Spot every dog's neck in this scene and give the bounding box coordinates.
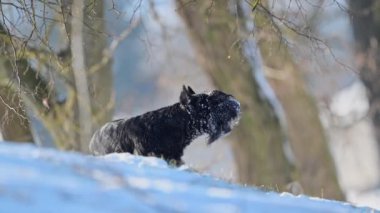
[179,104,212,144]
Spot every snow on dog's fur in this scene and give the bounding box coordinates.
[89,85,240,165]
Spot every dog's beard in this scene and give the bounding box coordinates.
[207,114,240,144]
[227,114,240,130]
[206,96,241,144]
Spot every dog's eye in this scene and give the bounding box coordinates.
[210,96,225,104]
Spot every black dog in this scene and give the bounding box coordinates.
[89,85,240,165]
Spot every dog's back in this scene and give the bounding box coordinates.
[89,119,133,155]
[89,104,191,161]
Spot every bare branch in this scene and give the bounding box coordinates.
[88,16,141,75]
[243,1,357,73]
[0,93,27,120]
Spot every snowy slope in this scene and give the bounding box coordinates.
[0,142,375,213]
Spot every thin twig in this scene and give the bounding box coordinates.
[88,17,141,75]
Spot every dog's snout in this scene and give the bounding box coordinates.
[228,96,240,110]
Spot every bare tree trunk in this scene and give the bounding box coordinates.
[253,1,343,200]
[177,0,343,199]
[57,0,114,151]
[177,0,294,189]
[349,0,380,154]
[71,0,92,152]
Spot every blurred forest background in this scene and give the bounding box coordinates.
[0,0,379,209]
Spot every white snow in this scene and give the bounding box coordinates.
[0,142,375,212]
[328,81,369,127]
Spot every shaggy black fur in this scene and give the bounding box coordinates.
[89,85,240,165]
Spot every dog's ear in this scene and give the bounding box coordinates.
[187,86,195,95]
[180,85,191,105]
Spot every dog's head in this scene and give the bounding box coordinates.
[180,85,241,144]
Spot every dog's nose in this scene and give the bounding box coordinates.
[228,96,241,112]
[228,96,240,106]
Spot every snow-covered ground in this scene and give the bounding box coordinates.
[0,142,375,212]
